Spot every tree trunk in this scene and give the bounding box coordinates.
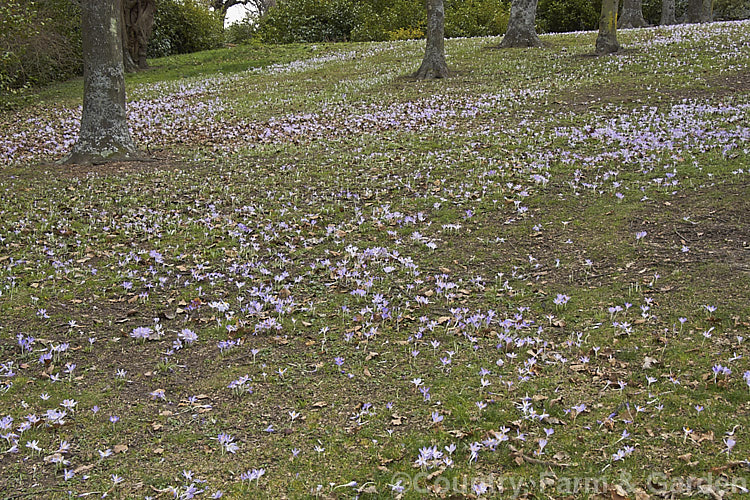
[498,0,541,48]
[619,0,649,28]
[122,3,138,75]
[595,0,620,54]
[123,0,155,71]
[687,0,702,22]
[414,0,449,80]
[660,0,676,25]
[63,0,138,164]
[700,0,713,22]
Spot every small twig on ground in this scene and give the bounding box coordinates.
[674,228,691,242]
[711,461,747,473]
[508,445,572,468]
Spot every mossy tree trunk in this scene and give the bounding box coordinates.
[498,0,541,48]
[619,0,649,28]
[414,0,449,80]
[701,0,713,22]
[595,0,620,54]
[660,0,676,25]
[63,0,138,164]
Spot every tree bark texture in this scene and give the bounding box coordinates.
[687,0,702,22]
[701,0,713,22]
[619,0,648,28]
[123,0,155,71]
[596,0,620,54]
[660,0,676,25]
[499,0,541,48]
[64,0,137,164]
[414,0,449,80]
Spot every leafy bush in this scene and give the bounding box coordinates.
[0,1,36,93]
[258,0,510,43]
[149,0,224,58]
[445,0,510,38]
[386,27,425,41]
[537,0,600,33]
[351,0,424,42]
[0,0,82,94]
[225,16,258,45]
[256,0,365,43]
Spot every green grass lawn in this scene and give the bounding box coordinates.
[0,21,749,499]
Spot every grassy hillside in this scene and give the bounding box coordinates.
[1,22,749,498]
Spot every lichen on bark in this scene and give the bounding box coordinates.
[595,0,620,55]
[63,0,138,165]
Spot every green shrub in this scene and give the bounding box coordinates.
[351,0,424,42]
[537,0,600,33]
[385,26,425,41]
[0,0,82,94]
[225,16,258,45]
[256,0,365,43]
[445,0,510,38]
[149,0,224,58]
[259,0,510,44]
[0,0,36,93]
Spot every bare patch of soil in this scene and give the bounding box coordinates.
[0,150,186,182]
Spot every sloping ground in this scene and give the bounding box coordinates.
[0,21,749,499]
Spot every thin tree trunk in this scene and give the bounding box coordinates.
[123,0,155,71]
[122,0,139,72]
[660,0,676,25]
[596,0,620,54]
[499,0,541,48]
[687,0,702,22]
[619,0,649,28]
[414,0,449,80]
[63,0,138,164]
[700,0,713,22]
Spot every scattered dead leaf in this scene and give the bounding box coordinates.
[643,356,659,369]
